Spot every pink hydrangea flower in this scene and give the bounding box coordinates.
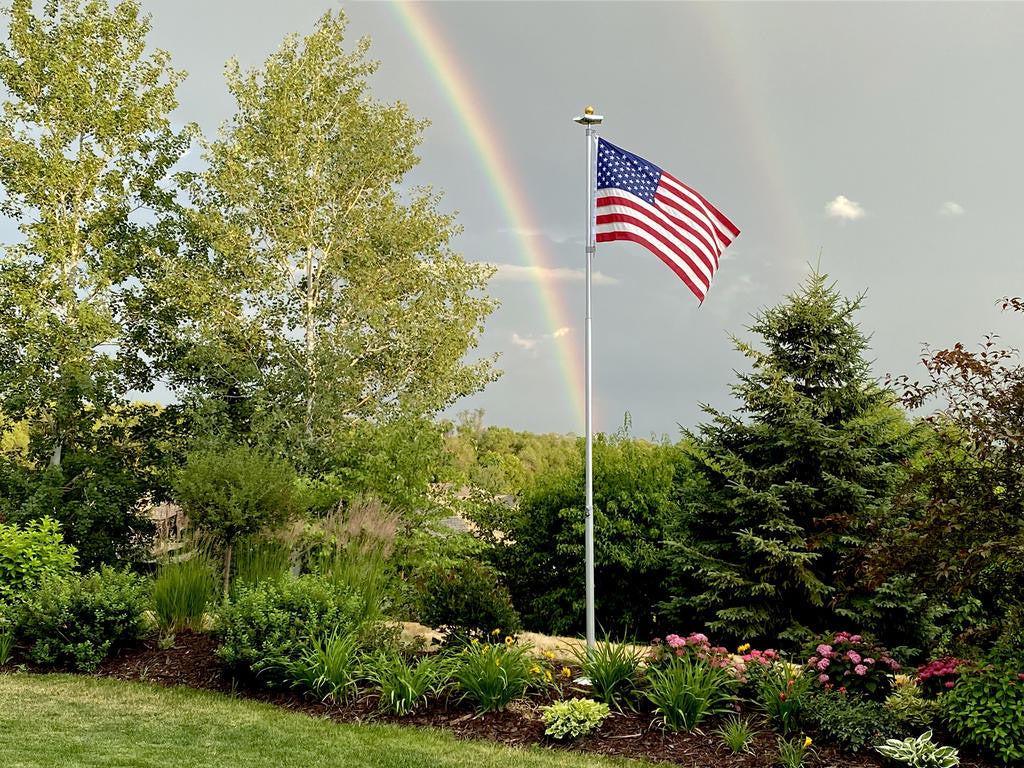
[847,651,862,664]
[818,673,829,683]
[850,635,862,643]
[666,634,685,648]
[864,658,875,665]
[816,644,833,656]
[854,664,868,676]
[945,681,955,688]
[808,656,819,666]
[690,633,709,644]
[816,658,830,671]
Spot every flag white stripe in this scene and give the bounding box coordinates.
[596,192,717,282]
[655,185,727,256]
[659,174,737,249]
[597,218,711,293]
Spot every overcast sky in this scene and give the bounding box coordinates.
[7,1,1024,438]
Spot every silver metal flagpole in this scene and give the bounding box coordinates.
[573,105,602,653]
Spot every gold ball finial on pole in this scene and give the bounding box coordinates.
[573,106,603,125]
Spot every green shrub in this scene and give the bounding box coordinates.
[363,651,452,715]
[715,715,757,755]
[453,640,546,712]
[804,690,900,753]
[0,517,77,603]
[886,685,942,732]
[802,631,899,702]
[755,662,812,736]
[15,567,147,672]
[643,653,737,733]
[283,629,362,703]
[214,575,363,687]
[540,698,610,741]
[151,555,218,633]
[415,560,520,643]
[569,633,644,711]
[941,660,1024,764]
[174,443,303,596]
[876,730,960,768]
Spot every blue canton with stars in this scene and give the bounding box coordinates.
[596,138,663,204]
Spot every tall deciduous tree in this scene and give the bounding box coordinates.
[666,271,921,647]
[174,12,497,475]
[0,0,193,466]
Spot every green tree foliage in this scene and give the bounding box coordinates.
[172,443,303,595]
[0,0,193,566]
[166,12,497,483]
[442,409,577,495]
[469,425,689,636]
[0,402,171,568]
[0,0,192,467]
[666,271,921,647]
[869,297,1024,653]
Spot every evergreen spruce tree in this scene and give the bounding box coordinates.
[665,271,920,646]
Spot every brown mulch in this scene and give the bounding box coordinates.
[79,633,999,768]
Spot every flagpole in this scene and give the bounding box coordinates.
[574,106,603,653]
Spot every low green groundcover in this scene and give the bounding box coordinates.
[0,673,636,768]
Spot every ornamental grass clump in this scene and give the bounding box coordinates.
[803,631,899,701]
[540,698,610,741]
[715,715,758,755]
[570,632,644,711]
[453,638,547,713]
[363,651,452,716]
[643,653,738,732]
[151,554,218,634]
[283,628,362,704]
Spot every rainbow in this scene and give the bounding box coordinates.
[387,1,585,432]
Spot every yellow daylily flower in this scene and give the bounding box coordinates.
[803,737,812,749]
[544,670,553,682]
[543,650,556,660]
[562,667,572,678]
[491,628,501,636]
[530,666,541,675]
[505,636,514,645]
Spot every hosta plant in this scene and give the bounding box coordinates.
[876,730,959,768]
[540,698,610,741]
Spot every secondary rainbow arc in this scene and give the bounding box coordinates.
[388,1,585,432]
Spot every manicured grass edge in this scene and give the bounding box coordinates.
[0,672,643,768]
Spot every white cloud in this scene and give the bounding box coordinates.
[491,263,619,285]
[939,201,965,216]
[825,195,866,221]
[511,326,572,353]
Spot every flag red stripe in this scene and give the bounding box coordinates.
[596,229,706,302]
[651,190,722,269]
[661,171,741,239]
[596,194,716,279]
[596,211,712,291]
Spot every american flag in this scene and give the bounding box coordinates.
[595,138,739,303]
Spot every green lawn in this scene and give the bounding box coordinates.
[0,673,640,768]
